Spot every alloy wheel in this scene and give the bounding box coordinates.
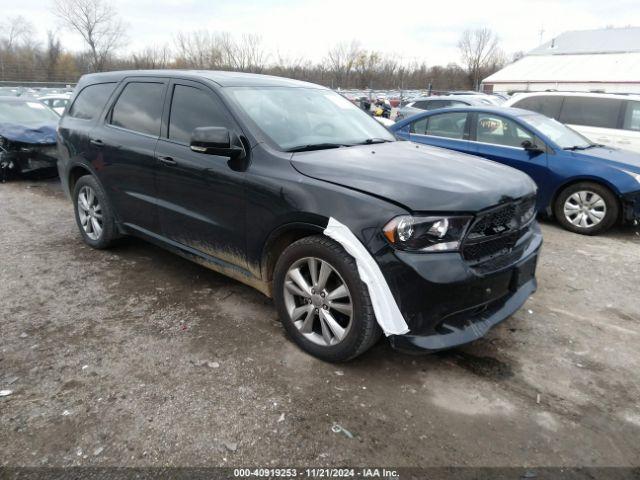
[77,185,103,240]
[283,257,353,347]
[563,190,606,229]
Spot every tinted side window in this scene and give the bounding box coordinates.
[110,82,164,136]
[623,101,640,131]
[425,100,450,110]
[68,83,116,120]
[413,101,429,110]
[168,85,229,144]
[514,96,563,119]
[425,112,467,139]
[476,114,533,147]
[559,97,622,129]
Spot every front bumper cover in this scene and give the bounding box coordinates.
[621,190,640,225]
[379,222,542,353]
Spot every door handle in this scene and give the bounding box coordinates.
[157,155,177,166]
[90,138,104,147]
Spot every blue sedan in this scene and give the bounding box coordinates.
[390,106,640,235]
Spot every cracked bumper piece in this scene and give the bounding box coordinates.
[389,277,536,353]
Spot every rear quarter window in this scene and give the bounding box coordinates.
[513,96,563,119]
[559,97,623,129]
[68,83,116,120]
[623,101,640,131]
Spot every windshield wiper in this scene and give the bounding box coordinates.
[285,143,348,153]
[354,138,392,145]
[563,145,589,151]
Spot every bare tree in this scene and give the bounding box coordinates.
[458,28,504,90]
[41,31,62,79]
[1,16,36,50]
[132,45,171,69]
[175,31,223,69]
[325,40,361,88]
[53,0,126,72]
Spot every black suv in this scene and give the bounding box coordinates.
[57,71,542,362]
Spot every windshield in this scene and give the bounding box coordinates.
[0,100,59,125]
[520,113,592,149]
[226,87,395,151]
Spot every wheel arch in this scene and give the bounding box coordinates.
[260,221,326,285]
[68,163,96,194]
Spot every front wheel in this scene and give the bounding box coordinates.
[273,236,381,362]
[73,175,119,249]
[554,182,619,235]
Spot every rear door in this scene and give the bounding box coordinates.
[471,112,551,205]
[408,111,473,154]
[93,77,168,234]
[154,79,248,269]
[558,96,624,146]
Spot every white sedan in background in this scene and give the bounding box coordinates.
[38,93,71,115]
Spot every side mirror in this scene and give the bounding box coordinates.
[521,140,543,153]
[190,126,246,159]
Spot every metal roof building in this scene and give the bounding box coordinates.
[482,27,640,94]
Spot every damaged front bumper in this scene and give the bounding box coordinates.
[380,222,542,353]
[0,143,58,179]
[621,190,640,226]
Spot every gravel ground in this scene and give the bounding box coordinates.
[1,178,639,468]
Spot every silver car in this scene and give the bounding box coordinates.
[396,95,497,120]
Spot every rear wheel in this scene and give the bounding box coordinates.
[273,236,381,362]
[73,175,119,249]
[554,182,618,235]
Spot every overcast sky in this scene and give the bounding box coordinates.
[4,0,640,65]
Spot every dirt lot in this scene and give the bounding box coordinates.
[1,178,639,468]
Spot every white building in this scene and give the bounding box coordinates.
[482,27,640,94]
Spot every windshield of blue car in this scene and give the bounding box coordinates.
[226,87,395,151]
[0,100,59,126]
[520,113,592,150]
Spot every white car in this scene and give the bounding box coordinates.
[505,92,640,153]
[38,93,72,115]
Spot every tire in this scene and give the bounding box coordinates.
[273,235,382,362]
[73,175,119,249]
[554,182,619,235]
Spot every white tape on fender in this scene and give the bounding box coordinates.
[324,217,410,336]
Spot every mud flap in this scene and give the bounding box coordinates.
[324,217,409,336]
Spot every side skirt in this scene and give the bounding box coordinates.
[121,223,272,297]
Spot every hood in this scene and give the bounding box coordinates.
[291,141,536,212]
[576,145,640,172]
[0,122,57,145]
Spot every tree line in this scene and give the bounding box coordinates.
[0,0,507,91]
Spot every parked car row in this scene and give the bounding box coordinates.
[6,70,638,362]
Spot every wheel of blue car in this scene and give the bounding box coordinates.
[273,235,381,362]
[554,182,619,235]
[73,175,119,249]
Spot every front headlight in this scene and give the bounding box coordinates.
[622,169,640,185]
[382,215,472,252]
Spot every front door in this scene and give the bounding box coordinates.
[155,80,248,269]
[471,112,551,205]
